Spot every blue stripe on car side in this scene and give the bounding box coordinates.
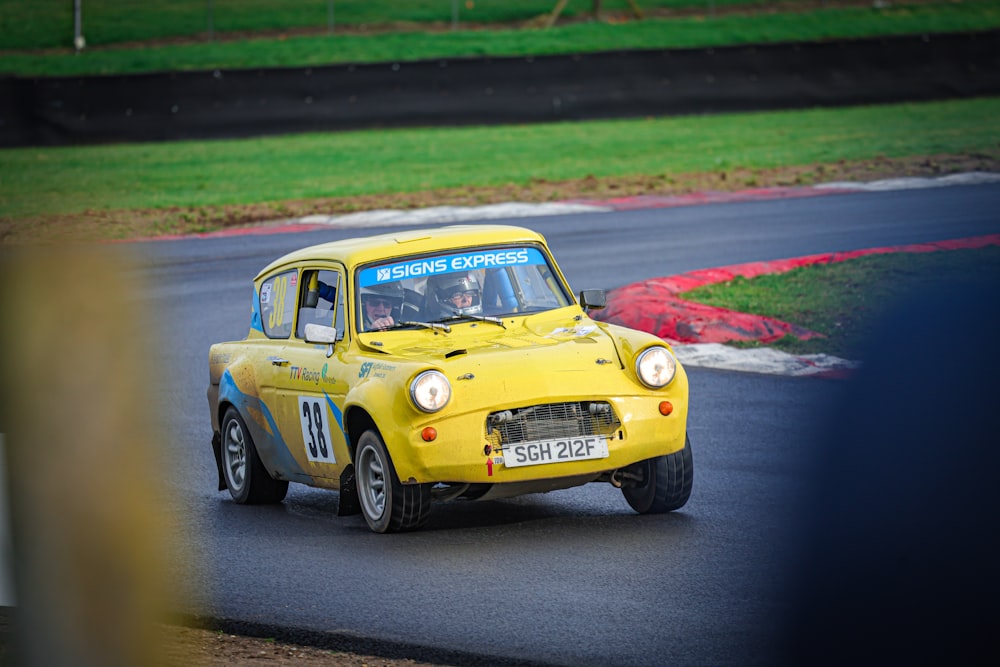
[251,286,263,333]
[323,391,350,449]
[219,369,309,480]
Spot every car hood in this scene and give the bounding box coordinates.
[358,311,626,373]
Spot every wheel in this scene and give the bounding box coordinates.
[622,435,693,514]
[221,406,289,504]
[355,429,431,533]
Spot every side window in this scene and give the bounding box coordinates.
[259,270,297,339]
[297,269,345,340]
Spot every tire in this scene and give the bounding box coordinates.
[355,429,431,533]
[221,406,289,505]
[622,435,693,514]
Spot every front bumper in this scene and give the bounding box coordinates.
[387,393,688,485]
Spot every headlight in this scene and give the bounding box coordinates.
[410,370,451,412]
[635,346,677,388]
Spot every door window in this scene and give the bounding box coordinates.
[296,269,345,340]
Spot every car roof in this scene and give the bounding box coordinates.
[255,224,549,279]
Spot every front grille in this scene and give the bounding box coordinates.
[485,401,621,445]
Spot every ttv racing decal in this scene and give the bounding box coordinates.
[359,247,546,286]
[288,363,338,386]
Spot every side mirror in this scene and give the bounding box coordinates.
[578,289,607,312]
[304,323,339,357]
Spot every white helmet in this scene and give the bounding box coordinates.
[427,272,482,317]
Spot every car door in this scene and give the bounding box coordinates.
[268,266,351,485]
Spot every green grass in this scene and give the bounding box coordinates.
[0,0,682,49]
[1,96,997,220]
[0,1,886,50]
[680,246,1000,358]
[1,3,997,76]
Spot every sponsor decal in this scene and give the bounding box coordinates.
[449,248,531,271]
[358,361,396,379]
[359,248,545,286]
[366,257,448,284]
[288,362,338,386]
[548,325,597,337]
[209,352,231,365]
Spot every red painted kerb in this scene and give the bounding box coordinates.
[591,234,1000,345]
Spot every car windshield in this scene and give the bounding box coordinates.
[355,245,572,332]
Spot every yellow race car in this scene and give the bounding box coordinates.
[208,225,692,532]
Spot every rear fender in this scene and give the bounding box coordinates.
[217,368,311,484]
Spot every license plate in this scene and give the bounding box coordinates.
[502,436,610,468]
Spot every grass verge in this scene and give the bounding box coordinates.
[5,0,783,49]
[1,2,998,76]
[1,96,998,243]
[680,246,1000,358]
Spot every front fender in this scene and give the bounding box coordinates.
[343,360,442,473]
[596,320,684,387]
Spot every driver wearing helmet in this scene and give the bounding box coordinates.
[359,281,403,331]
[426,272,482,319]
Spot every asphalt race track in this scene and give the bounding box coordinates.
[138,183,1000,666]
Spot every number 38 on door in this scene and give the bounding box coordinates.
[298,396,336,464]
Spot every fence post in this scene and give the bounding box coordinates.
[73,0,85,50]
[207,0,214,41]
[546,0,570,28]
[452,0,459,30]
[328,0,335,34]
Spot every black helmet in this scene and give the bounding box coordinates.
[427,272,482,317]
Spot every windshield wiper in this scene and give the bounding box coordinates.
[433,313,506,329]
[398,320,452,333]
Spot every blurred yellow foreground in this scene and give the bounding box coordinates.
[1,247,188,667]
